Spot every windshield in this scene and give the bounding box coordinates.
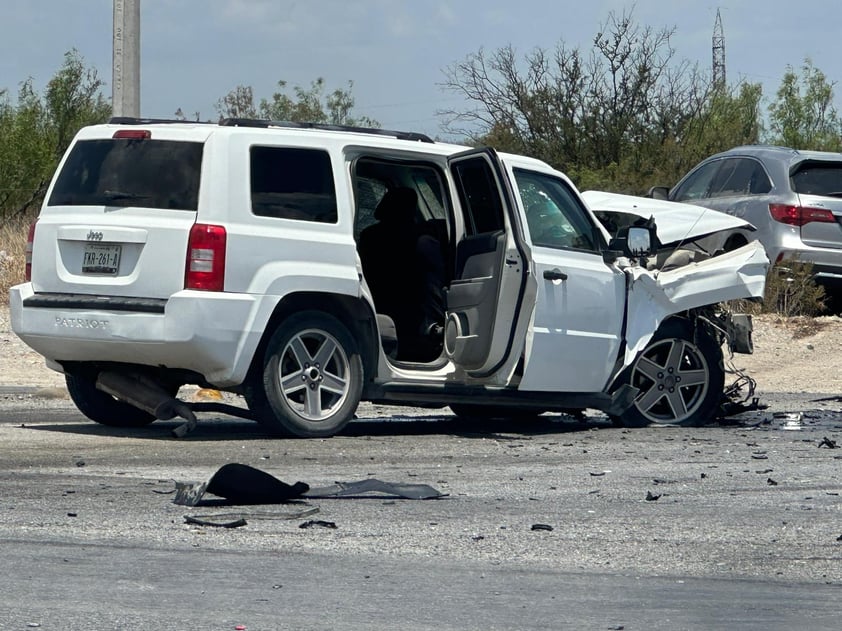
[49,138,203,210]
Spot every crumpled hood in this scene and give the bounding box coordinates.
[582,190,755,245]
[622,240,769,367]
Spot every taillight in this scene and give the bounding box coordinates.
[185,223,226,291]
[113,129,151,139]
[769,203,837,226]
[24,221,37,281]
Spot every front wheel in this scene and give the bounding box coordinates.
[250,311,363,438]
[615,319,724,428]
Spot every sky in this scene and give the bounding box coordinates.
[1,1,841,140]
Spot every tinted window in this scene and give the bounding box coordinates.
[791,162,842,195]
[514,169,600,251]
[708,158,771,198]
[671,160,721,201]
[452,158,505,235]
[353,176,388,239]
[250,146,337,222]
[49,139,203,210]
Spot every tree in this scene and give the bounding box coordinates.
[215,78,378,127]
[214,84,257,119]
[439,8,719,191]
[655,81,763,185]
[767,59,842,150]
[0,50,110,221]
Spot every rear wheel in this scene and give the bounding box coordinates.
[250,311,363,438]
[65,372,159,427]
[615,319,724,428]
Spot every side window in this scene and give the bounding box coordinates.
[514,169,601,252]
[413,173,446,220]
[250,146,337,222]
[452,158,505,235]
[672,161,721,202]
[352,158,449,241]
[708,158,771,198]
[353,176,388,239]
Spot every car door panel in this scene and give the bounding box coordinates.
[508,165,627,392]
[446,150,532,377]
[520,247,626,392]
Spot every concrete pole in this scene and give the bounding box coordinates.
[112,0,140,118]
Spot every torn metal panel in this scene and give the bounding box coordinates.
[173,463,309,506]
[183,507,319,528]
[623,241,769,366]
[174,481,210,507]
[304,479,445,500]
[172,464,445,507]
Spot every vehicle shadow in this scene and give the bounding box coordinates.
[20,411,614,441]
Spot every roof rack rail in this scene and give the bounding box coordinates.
[220,118,434,143]
[108,116,215,125]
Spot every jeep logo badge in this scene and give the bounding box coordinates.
[86,230,103,241]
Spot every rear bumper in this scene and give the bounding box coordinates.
[9,283,262,387]
[810,264,842,290]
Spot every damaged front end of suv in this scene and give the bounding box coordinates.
[606,214,769,428]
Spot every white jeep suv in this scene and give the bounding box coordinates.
[10,118,769,437]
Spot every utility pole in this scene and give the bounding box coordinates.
[712,8,726,90]
[113,0,140,117]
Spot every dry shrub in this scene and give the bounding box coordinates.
[0,217,29,305]
[716,260,826,319]
[761,260,826,317]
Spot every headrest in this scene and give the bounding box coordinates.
[374,187,418,222]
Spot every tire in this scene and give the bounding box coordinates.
[250,311,363,438]
[615,319,724,428]
[65,373,158,427]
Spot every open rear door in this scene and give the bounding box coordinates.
[445,148,533,378]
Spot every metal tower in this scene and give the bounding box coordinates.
[712,8,726,89]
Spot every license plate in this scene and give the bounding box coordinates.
[82,243,122,275]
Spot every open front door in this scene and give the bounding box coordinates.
[444,148,533,378]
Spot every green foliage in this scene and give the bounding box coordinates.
[0,50,110,222]
[439,7,768,193]
[216,78,379,128]
[767,59,842,150]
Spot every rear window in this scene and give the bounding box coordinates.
[48,138,203,210]
[250,146,337,223]
[791,162,842,196]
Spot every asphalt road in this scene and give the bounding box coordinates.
[1,394,841,630]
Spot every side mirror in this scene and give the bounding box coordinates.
[607,219,659,259]
[647,186,670,200]
[626,226,654,257]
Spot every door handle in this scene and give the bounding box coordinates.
[543,268,568,281]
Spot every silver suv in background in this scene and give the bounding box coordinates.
[650,145,842,301]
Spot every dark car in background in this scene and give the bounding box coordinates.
[649,145,842,300]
